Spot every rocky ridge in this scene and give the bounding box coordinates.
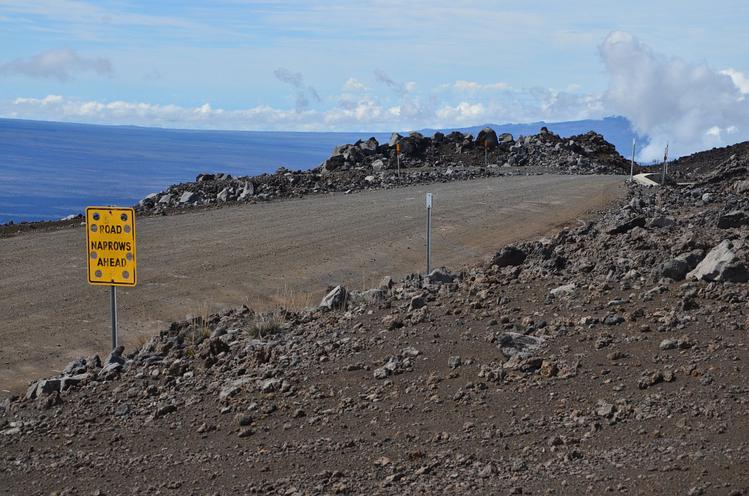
[1,145,748,494]
[135,127,630,216]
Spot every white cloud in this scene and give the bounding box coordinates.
[720,68,749,95]
[342,78,366,91]
[0,85,604,132]
[0,48,112,81]
[452,80,510,92]
[3,31,748,154]
[436,102,486,124]
[600,31,749,161]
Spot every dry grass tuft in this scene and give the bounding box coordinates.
[249,312,284,338]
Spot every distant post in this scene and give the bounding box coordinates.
[661,143,669,184]
[630,137,636,181]
[396,143,401,179]
[425,193,433,274]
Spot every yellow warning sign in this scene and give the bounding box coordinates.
[396,143,401,154]
[85,206,137,287]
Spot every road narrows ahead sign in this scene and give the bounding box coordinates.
[86,206,137,286]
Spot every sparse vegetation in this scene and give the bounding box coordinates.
[249,312,284,338]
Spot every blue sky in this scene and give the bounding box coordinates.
[1,1,749,159]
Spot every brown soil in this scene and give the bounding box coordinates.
[0,175,624,396]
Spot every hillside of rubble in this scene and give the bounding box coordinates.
[133,127,630,216]
[1,142,748,495]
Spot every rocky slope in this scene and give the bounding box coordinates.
[135,127,630,216]
[1,143,747,494]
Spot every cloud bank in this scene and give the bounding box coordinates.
[599,31,749,161]
[2,33,749,159]
[0,48,112,81]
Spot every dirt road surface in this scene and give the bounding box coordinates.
[0,175,624,395]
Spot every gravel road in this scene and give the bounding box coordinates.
[0,174,624,394]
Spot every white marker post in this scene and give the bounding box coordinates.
[425,193,433,274]
[661,142,669,184]
[630,137,636,181]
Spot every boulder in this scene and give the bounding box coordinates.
[677,249,705,270]
[63,357,87,376]
[648,215,675,228]
[179,191,199,204]
[321,155,345,172]
[158,194,172,205]
[549,283,576,298]
[734,179,749,194]
[498,332,543,359]
[408,295,426,312]
[25,379,61,400]
[605,215,647,234]
[98,362,122,381]
[358,137,379,154]
[688,240,749,282]
[350,288,385,305]
[491,246,527,268]
[217,188,230,202]
[138,193,158,207]
[425,268,455,285]
[238,182,255,201]
[660,259,690,280]
[717,210,749,229]
[476,127,499,150]
[105,346,126,366]
[320,285,348,310]
[60,373,90,391]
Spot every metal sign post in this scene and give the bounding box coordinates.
[110,286,118,349]
[396,143,401,180]
[86,206,137,351]
[630,138,636,181]
[426,193,433,274]
[661,143,669,184]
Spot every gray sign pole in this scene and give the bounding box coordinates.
[111,285,118,349]
[426,193,433,274]
[630,138,636,180]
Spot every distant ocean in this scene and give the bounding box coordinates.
[0,116,638,224]
[0,119,390,224]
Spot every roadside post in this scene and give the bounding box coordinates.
[85,206,137,350]
[484,140,488,167]
[396,143,401,180]
[661,143,669,184]
[425,193,433,274]
[630,138,636,181]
